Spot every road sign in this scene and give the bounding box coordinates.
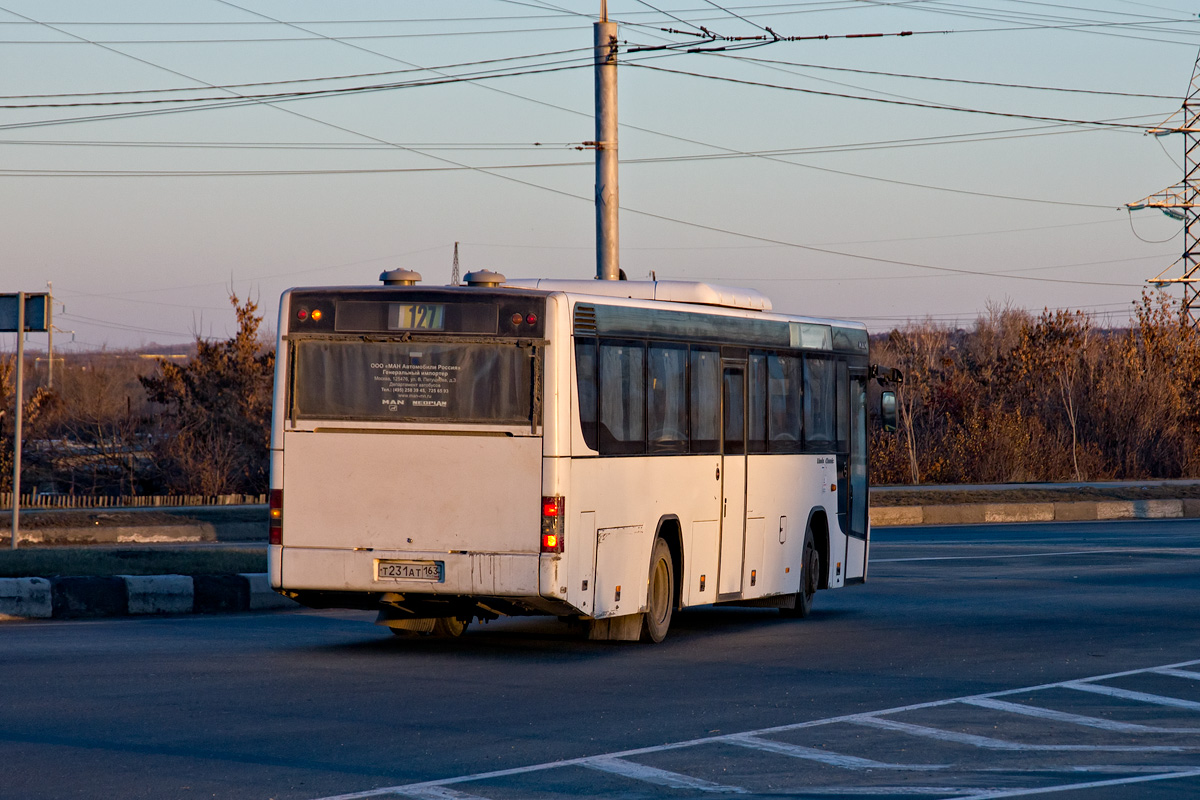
[0,293,49,332]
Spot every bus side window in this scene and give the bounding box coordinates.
[804,356,835,448]
[690,346,720,454]
[768,353,802,451]
[836,360,850,453]
[648,343,688,454]
[600,340,647,455]
[576,338,598,451]
[748,354,767,454]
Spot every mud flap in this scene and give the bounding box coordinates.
[586,612,644,641]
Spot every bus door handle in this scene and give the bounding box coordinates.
[723,497,727,517]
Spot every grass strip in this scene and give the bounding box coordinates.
[0,547,267,578]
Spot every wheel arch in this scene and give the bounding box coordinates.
[805,507,831,590]
[654,514,683,610]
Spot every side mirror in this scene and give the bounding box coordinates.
[880,391,897,433]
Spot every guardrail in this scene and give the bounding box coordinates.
[1,493,266,509]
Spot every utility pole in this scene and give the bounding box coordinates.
[46,281,53,390]
[11,293,24,550]
[451,242,461,286]
[594,1,620,280]
[1128,48,1200,324]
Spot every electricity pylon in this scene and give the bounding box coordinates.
[1128,49,1200,324]
[451,241,460,286]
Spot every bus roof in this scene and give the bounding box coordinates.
[504,279,772,312]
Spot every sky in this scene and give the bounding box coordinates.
[3,0,1200,351]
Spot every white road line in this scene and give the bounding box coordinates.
[868,551,1118,563]
[1156,668,1200,682]
[960,697,1200,733]
[399,788,494,800]
[304,657,1200,800]
[726,734,947,770]
[851,717,1187,752]
[1065,682,1200,711]
[758,788,996,796]
[583,757,745,793]
[951,767,1200,799]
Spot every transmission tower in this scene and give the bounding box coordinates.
[1127,49,1200,324]
[451,241,460,286]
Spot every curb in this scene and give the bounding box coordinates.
[0,573,297,620]
[870,498,1200,527]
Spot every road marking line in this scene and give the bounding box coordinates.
[1064,682,1200,711]
[960,697,1199,733]
[399,788,494,800]
[851,717,1187,752]
[751,788,995,796]
[304,657,1200,800]
[726,734,947,770]
[951,767,1200,799]
[583,757,745,793]
[1156,668,1200,682]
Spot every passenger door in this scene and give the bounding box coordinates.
[718,364,747,597]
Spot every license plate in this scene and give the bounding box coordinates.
[377,560,444,582]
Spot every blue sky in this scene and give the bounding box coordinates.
[2,0,1199,349]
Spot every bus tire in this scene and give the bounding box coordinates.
[641,537,675,643]
[780,528,818,618]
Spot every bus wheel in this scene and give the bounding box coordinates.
[641,538,675,643]
[431,617,469,637]
[781,528,818,618]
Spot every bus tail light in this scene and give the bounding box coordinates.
[541,495,564,553]
[269,489,283,545]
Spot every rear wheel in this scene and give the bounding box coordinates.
[641,537,675,643]
[780,527,818,618]
[431,617,469,637]
[386,617,469,637]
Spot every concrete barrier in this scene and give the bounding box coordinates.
[984,503,1054,524]
[240,573,297,610]
[0,573,295,620]
[871,497,1200,527]
[193,574,251,613]
[50,576,127,618]
[122,574,194,615]
[0,577,52,619]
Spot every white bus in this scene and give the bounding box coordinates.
[268,272,895,642]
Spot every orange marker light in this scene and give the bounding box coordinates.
[268,489,283,545]
[310,308,323,322]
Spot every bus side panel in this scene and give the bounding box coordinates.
[745,454,839,598]
[564,455,721,617]
[281,430,541,554]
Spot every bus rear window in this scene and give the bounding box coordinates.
[291,340,533,424]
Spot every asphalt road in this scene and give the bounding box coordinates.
[3,519,1200,799]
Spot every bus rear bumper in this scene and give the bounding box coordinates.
[278,545,541,595]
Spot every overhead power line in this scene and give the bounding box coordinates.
[710,53,1180,100]
[628,63,1167,131]
[0,46,593,101]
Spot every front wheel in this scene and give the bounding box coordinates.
[641,537,675,643]
[780,528,818,618]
